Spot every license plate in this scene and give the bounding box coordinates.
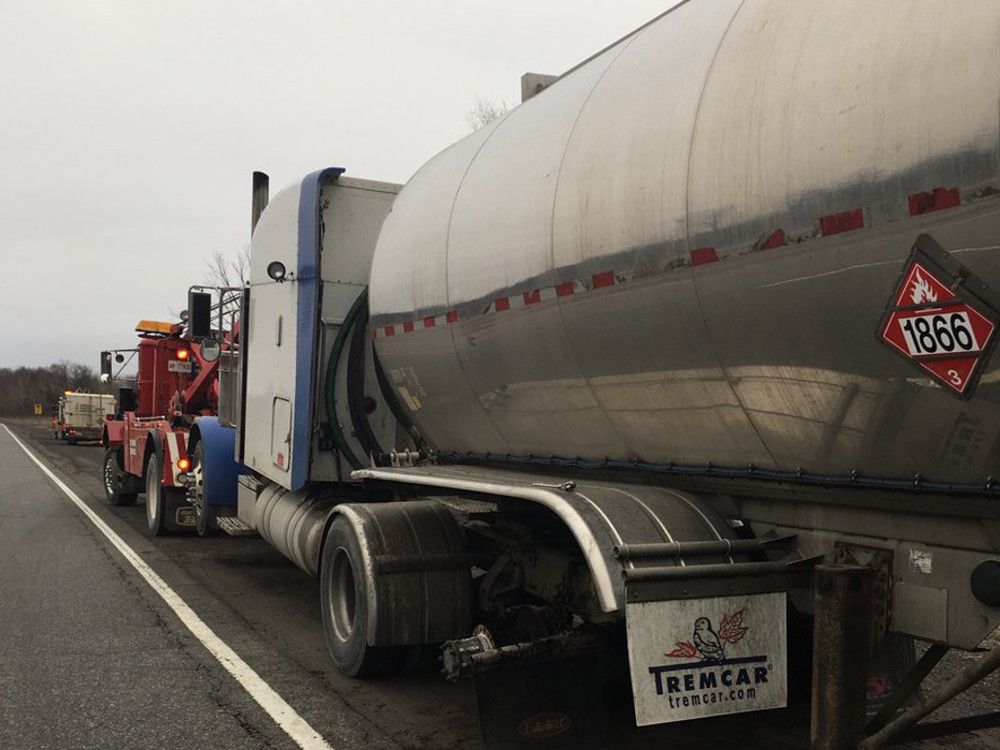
[168,360,193,373]
[626,592,787,725]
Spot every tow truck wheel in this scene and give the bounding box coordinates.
[103,447,137,506]
[320,515,400,677]
[145,453,171,536]
[190,441,219,537]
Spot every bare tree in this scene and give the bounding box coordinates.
[0,360,113,416]
[465,97,510,131]
[204,245,251,288]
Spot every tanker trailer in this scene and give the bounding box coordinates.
[231,1,1000,741]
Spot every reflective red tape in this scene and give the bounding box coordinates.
[820,208,864,236]
[761,228,786,250]
[689,247,718,266]
[908,187,960,216]
[377,190,973,338]
[592,271,615,288]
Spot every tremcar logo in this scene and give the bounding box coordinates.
[649,607,770,712]
[625,593,787,725]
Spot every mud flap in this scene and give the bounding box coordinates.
[165,491,197,533]
[475,651,610,750]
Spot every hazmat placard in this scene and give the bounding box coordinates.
[878,238,999,397]
[626,592,787,725]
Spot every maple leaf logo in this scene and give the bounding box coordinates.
[665,641,698,658]
[718,608,749,644]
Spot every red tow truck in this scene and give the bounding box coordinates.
[101,294,245,537]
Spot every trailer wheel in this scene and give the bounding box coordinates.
[103,447,137,506]
[320,515,401,677]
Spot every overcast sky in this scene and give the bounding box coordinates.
[0,1,670,369]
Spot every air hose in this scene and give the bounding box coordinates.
[346,296,386,461]
[324,289,368,470]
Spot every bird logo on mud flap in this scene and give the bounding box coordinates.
[647,608,772,708]
[665,609,749,662]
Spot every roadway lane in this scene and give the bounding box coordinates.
[0,424,308,749]
[0,423,469,750]
[4,419,999,749]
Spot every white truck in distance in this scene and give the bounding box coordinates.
[57,392,115,444]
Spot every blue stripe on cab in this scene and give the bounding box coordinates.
[291,167,345,491]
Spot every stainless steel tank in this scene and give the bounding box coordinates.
[369,0,1000,487]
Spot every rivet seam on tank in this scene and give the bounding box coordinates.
[373,185,963,339]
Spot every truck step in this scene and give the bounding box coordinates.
[217,516,258,537]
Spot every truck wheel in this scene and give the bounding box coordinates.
[320,502,472,678]
[145,453,172,536]
[320,515,401,677]
[103,447,138,506]
[190,441,219,537]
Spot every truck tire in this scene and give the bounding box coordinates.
[320,502,472,678]
[146,453,187,536]
[103,447,138,506]
[320,515,401,677]
[146,453,167,535]
[190,441,219,537]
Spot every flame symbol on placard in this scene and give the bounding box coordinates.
[910,269,938,305]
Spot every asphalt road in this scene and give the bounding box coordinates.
[1,419,998,749]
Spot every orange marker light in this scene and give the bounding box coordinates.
[176,349,190,360]
[176,457,191,472]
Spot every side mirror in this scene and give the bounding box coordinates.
[100,351,112,378]
[188,291,213,338]
[118,387,137,413]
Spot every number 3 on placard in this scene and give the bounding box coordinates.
[948,369,962,386]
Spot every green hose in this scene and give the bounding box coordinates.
[324,288,368,470]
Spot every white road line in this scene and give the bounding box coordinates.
[757,259,899,290]
[2,424,334,750]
